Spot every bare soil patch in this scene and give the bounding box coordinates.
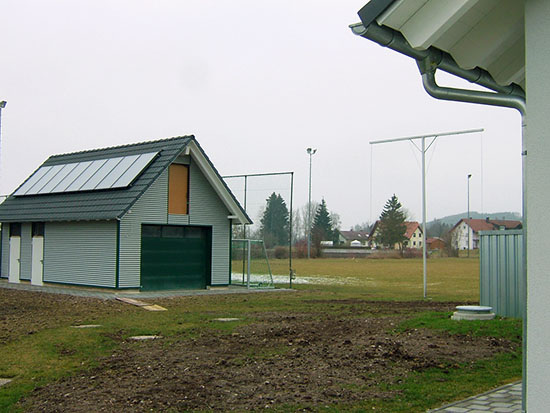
[18,299,516,412]
[0,288,123,345]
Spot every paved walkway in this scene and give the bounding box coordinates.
[428,381,523,413]
[0,279,289,299]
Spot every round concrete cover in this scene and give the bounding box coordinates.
[456,305,493,313]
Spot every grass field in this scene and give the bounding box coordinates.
[0,256,522,412]
[236,256,481,301]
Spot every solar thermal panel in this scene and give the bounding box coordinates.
[13,151,158,196]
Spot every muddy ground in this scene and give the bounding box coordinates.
[0,289,517,412]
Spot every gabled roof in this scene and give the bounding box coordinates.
[339,230,370,241]
[0,136,251,225]
[452,218,522,233]
[368,220,421,239]
[404,221,421,239]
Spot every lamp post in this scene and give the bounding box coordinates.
[467,173,472,257]
[0,101,6,200]
[306,147,317,259]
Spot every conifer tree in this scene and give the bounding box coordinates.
[311,199,336,247]
[260,192,290,248]
[376,194,407,250]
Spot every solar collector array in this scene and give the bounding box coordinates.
[14,152,159,196]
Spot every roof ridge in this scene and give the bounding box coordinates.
[48,135,194,159]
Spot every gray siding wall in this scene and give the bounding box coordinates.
[19,223,32,281]
[189,158,231,285]
[168,215,190,225]
[119,170,168,288]
[118,156,231,288]
[44,221,117,287]
[0,226,8,278]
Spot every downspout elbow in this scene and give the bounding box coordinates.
[419,65,526,116]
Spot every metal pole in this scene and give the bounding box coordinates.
[289,172,294,288]
[421,137,427,299]
[370,128,483,299]
[467,174,471,257]
[308,152,312,259]
[0,101,6,197]
[306,148,317,259]
[242,175,248,284]
[247,239,251,289]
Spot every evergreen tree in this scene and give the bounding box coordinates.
[260,192,290,248]
[311,199,336,247]
[376,194,407,250]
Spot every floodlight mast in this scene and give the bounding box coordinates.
[370,128,483,299]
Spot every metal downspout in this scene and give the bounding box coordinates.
[416,59,526,115]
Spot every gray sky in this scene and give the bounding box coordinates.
[0,0,522,230]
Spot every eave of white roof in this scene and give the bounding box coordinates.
[365,0,525,89]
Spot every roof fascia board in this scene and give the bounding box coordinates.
[187,140,252,225]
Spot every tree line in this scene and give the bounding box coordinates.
[235,192,457,256]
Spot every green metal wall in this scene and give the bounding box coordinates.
[479,230,524,318]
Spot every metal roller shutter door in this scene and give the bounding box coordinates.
[141,225,211,290]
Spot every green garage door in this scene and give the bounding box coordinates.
[141,225,211,291]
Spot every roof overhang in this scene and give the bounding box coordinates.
[351,0,525,111]
[185,140,252,226]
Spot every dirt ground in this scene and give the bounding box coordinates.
[3,289,518,413]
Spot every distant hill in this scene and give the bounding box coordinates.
[429,211,522,227]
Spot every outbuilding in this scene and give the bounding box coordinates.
[0,136,251,290]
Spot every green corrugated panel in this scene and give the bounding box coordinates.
[140,227,211,291]
[479,230,524,318]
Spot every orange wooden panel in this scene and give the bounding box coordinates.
[168,164,189,214]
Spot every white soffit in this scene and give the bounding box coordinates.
[14,152,158,196]
[375,0,525,88]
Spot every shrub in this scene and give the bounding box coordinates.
[274,246,289,259]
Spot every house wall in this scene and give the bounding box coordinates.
[118,169,168,288]
[0,226,8,278]
[43,221,117,287]
[451,222,474,250]
[118,154,231,288]
[525,1,550,409]
[0,223,32,280]
[408,228,423,249]
[188,157,231,285]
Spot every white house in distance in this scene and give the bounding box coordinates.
[450,218,522,250]
[368,221,422,249]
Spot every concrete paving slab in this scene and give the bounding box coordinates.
[428,382,522,413]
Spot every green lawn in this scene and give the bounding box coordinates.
[238,256,480,301]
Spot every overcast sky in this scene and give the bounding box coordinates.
[0,0,522,230]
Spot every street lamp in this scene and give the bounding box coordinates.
[306,147,317,259]
[0,101,6,201]
[467,173,472,257]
